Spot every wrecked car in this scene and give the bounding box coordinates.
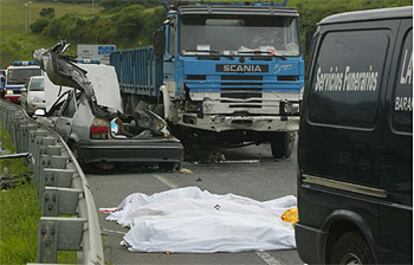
[33,41,184,170]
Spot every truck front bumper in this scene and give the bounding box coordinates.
[77,138,184,165]
[177,114,299,133]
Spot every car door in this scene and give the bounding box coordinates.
[54,90,78,141]
[379,19,412,264]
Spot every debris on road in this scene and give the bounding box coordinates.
[178,168,193,174]
[281,207,298,224]
[106,187,297,253]
[196,177,202,182]
[208,151,226,162]
[98,208,117,213]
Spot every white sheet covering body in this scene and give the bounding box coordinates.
[107,187,297,253]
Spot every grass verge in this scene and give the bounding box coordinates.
[0,128,76,264]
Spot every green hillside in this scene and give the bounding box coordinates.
[0,0,412,67]
[0,0,102,67]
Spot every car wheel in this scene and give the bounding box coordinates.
[271,132,295,159]
[68,142,85,168]
[330,232,375,265]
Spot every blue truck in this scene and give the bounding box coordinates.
[110,1,304,158]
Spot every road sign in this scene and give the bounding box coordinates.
[77,44,116,65]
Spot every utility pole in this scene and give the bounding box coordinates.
[91,0,95,14]
[24,2,28,34]
[28,1,32,32]
[24,1,32,34]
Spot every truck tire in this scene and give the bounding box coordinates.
[329,232,375,265]
[270,132,295,159]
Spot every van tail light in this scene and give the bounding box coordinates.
[90,117,109,139]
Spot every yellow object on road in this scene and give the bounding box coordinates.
[281,207,298,224]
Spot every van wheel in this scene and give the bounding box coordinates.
[330,232,374,265]
[270,132,295,159]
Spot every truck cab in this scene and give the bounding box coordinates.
[158,3,304,156]
[111,1,304,158]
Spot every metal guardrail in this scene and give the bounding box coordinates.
[0,99,104,265]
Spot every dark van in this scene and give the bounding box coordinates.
[296,6,412,265]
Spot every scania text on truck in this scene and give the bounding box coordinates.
[111,1,304,158]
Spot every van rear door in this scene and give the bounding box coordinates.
[298,18,399,255]
[379,19,412,264]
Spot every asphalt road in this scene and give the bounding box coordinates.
[87,140,304,265]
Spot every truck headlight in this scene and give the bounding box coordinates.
[280,101,300,116]
[6,90,13,95]
[290,103,300,115]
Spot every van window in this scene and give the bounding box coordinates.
[391,29,412,134]
[308,30,389,128]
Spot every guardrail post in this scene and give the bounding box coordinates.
[30,130,48,173]
[38,217,86,263]
[39,155,69,196]
[46,144,64,156]
[42,187,82,216]
[21,124,38,153]
[38,219,58,263]
[36,137,58,181]
[43,168,74,188]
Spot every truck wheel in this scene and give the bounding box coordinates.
[330,232,374,265]
[271,132,295,159]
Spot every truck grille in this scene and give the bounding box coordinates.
[220,75,263,102]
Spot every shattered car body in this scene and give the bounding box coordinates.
[33,41,184,169]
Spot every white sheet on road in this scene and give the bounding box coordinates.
[106,186,297,253]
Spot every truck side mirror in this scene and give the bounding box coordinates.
[154,30,165,58]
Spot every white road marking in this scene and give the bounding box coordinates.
[154,175,285,265]
[256,251,285,265]
[153,174,179,189]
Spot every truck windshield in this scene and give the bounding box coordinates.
[6,68,41,85]
[180,15,300,57]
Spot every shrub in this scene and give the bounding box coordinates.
[30,18,50,33]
